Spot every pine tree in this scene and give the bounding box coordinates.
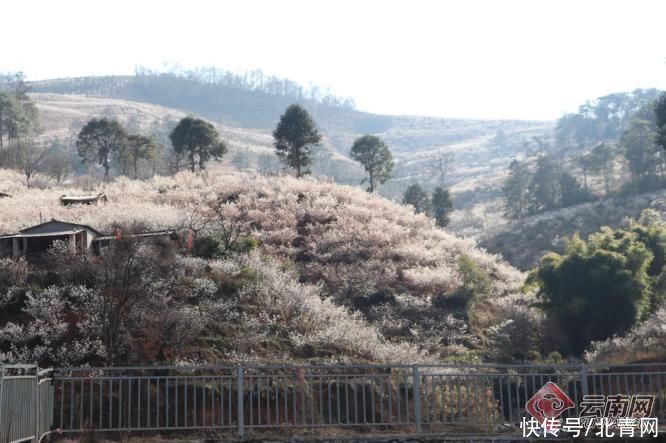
[402,184,431,214]
[502,159,531,219]
[590,143,615,196]
[169,117,227,172]
[273,104,321,177]
[529,155,561,214]
[350,135,394,192]
[621,119,658,189]
[76,118,127,180]
[431,187,453,227]
[655,92,666,152]
[559,172,589,207]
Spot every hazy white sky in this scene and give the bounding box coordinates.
[3,0,666,120]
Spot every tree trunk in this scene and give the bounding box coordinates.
[190,150,196,172]
[104,155,110,181]
[583,169,588,191]
[604,167,610,195]
[134,157,138,179]
[199,148,206,170]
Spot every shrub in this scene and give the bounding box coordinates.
[532,227,655,356]
[586,308,666,364]
[0,257,30,287]
[192,235,221,258]
[445,255,492,315]
[236,235,260,253]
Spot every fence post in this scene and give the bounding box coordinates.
[580,364,589,398]
[34,365,39,443]
[413,366,422,433]
[35,365,46,443]
[0,364,4,441]
[237,366,244,438]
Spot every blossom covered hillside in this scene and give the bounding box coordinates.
[0,167,527,364]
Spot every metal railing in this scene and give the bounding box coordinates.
[49,363,666,438]
[0,365,53,443]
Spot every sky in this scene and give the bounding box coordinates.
[3,0,666,121]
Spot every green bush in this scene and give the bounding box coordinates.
[192,236,221,259]
[436,255,492,316]
[237,235,260,253]
[532,221,663,355]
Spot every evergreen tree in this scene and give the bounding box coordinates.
[76,118,127,180]
[402,184,431,214]
[122,134,157,179]
[559,172,590,207]
[655,92,666,152]
[0,92,18,153]
[502,159,531,219]
[574,152,595,191]
[431,187,453,227]
[529,154,561,213]
[621,118,660,190]
[169,117,226,172]
[350,135,394,192]
[590,143,615,196]
[273,104,321,177]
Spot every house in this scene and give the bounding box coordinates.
[0,219,178,258]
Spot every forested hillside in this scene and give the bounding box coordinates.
[484,89,666,268]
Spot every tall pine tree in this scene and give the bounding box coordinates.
[273,104,321,177]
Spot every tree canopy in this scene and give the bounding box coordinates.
[169,117,226,172]
[273,104,321,177]
[402,184,431,214]
[655,92,666,151]
[76,118,127,180]
[502,154,591,219]
[554,89,659,148]
[532,215,666,355]
[123,134,157,179]
[431,187,453,227]
[350,135,393,192]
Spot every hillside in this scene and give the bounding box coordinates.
[33,93,272,156]
[29,75,554,204]
[481,189,666,270]
[0,166,526,365]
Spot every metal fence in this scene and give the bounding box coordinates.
[49,363,666,438]
[0,365,53,443]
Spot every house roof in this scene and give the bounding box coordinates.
[94,230,177,241]
[0,228,86,239]
[0,220,177,242]
[18,219,104,236]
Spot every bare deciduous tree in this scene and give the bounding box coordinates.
[16,138,48,187]
[429,150,455,187]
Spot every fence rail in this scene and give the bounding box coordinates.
[47,363,666,438]
[1,363,665,441]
